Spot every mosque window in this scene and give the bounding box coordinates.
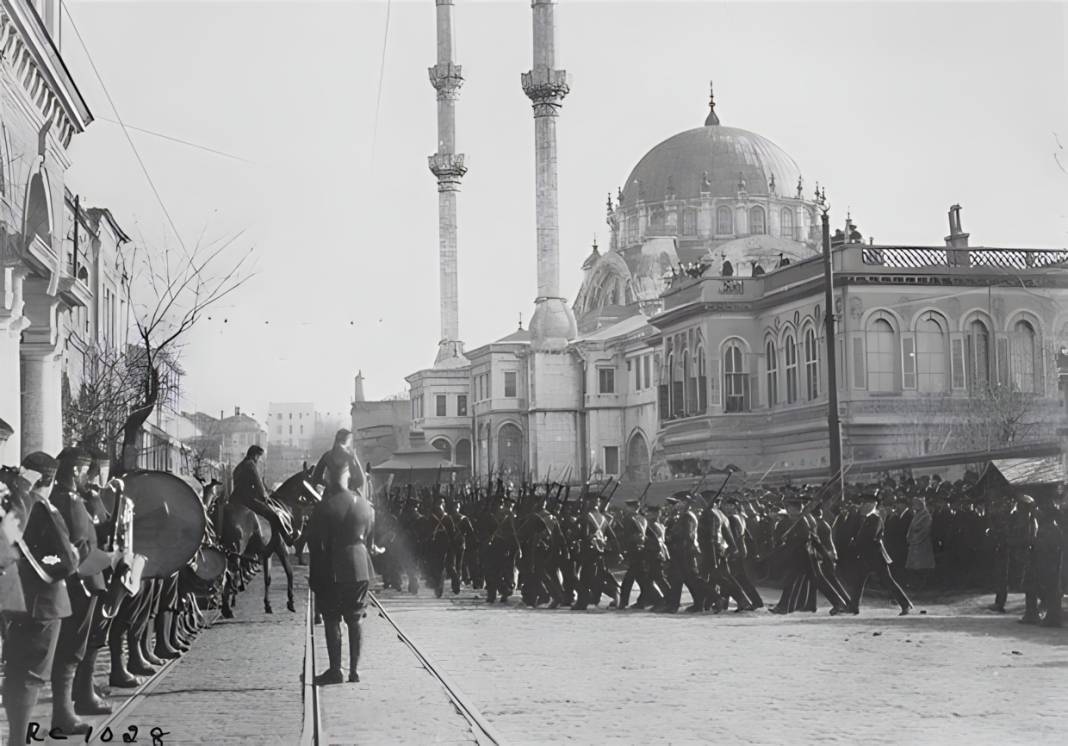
[723,342,749,413]
[436,395,447,417]
[749,206,766,236]
[598,367,615,394]
[765,339,779,408]
[866,317,898,392]
[682,208,697,235]
[504,371,517,398]
[784,334,798,404]
[965,318,992,392]
[716,206,733,235]
[1011,320,1039,394]
[804,327,819,400]
[603,446,619,476]
[915,315,948,393]
[780,208,795,240]
[458,395,468,417]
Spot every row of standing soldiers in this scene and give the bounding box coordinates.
[1,446,209,743]
[370,475,1063,627]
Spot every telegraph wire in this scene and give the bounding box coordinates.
[62,3,190,257]
[369,0,393,174]
[95,117,254,164]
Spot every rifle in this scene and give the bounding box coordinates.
[691,459,728,497]
[636,480,652,509]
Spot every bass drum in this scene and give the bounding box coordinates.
[123,470,207,579]
[193,545,227,582]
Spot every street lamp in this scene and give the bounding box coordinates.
[819,189,844,501]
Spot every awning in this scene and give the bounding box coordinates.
[367,444,463,474]
[985,456,1066,487]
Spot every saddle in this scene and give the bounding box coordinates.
[264,496,296,541]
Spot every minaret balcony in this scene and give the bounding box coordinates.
[428,153,467,182]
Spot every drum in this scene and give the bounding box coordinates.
[123,470,207,579]
[193,545,227,582]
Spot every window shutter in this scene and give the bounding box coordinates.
[672,382,684,417]
[698,376,708,412]
[852,335,866,389]
[902,334,916,389]
[996,336,1009,386]
[950,335,966,390]
[658,384,669,420]
[748,372,759,410]
[686,377,698,415]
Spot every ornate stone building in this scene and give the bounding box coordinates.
[0,0,93,465]
[406,80,1068,486]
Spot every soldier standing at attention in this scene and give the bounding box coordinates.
[306,455,377,684]
[49,447,119,735]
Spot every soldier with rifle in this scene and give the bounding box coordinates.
[571,490,620,611]
[483,485,520,604]
[662,493,706,613]
[517,490,570,608]
[640,503,671,609]
[617,496,649,609]
[446,496,473,594]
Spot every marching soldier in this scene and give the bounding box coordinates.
[571,493,619,611]
[517,492,569,608]
[618,498,648,609]
[446,498,472,594]
[723,495,764,609]
[663,494,705,613]
[843,491,913,615]
[423,495,454,598]
[484,495,520,604]
[639,504,670,609]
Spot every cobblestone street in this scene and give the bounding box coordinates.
[366,587,1068,745]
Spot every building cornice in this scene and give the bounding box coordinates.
[0,1,92,147]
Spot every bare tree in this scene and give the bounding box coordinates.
[115,231,254,475]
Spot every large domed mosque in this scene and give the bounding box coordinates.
[393,84,1067,496]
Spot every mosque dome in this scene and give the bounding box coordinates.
[619,90,803,205]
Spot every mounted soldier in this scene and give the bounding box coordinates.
[230,445,296,543]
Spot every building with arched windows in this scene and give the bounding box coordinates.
[401,85,1068,487]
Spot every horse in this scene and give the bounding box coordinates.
[218,465,319,617]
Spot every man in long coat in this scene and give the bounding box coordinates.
[306,454,375,684]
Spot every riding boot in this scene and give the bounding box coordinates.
[154,612,181,659]
[111,631,146,685]
[137,628,165,668]
[3,680,39,746]
[51,666,90,735]
[346,616,362,682]
[74,649,113,716]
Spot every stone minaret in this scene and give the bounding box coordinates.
[428,0,467,363]
[522,0,576,351]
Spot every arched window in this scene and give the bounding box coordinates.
[695,345,708,413]
[666,352,676,417]
[915,316,947,393]
[784,334,798,404]
[431,438,452,463]
[681,350,690,416]
[966,318,992,391]
[682,208,698,235]
[780,207,795,240]
[765,338,778,408]
[724,342,749,413]
[804,326,819,400]
[716,205,733,235]
[749,206,766,235]
[1011,320,1038,393]
[867,318,897,392]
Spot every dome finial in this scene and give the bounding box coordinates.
[704,80,720,126]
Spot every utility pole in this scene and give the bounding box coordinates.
[820,192,844,501]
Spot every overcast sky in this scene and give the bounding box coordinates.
[61,0,1068,423]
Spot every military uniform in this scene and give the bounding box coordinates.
[843,495,912,615]
[2,456,79,745]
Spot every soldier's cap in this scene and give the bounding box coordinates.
[56,446,92,467]
[664,496,679,505]
[22,451,57,477]
[1015,494,1036,506]
[624,498,640,506]
[699,489,720,503]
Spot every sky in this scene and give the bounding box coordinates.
[60,0,1068,423]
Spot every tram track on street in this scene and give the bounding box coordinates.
[364,591,504,746]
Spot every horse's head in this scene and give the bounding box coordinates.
[0,464,31,499]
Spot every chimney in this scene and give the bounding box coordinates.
[235,406,241,417]
[219,410,224,420]
[354,370,366,402]
[944,203,970,266]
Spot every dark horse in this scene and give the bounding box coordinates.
[218,466,319,617]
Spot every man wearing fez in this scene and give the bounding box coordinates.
[49,446,121,734]
[2,452,80,744]
[306,454,376,684]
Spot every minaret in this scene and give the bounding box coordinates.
[521,0,576,351]
[428,0,467,363]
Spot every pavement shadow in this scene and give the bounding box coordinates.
[798,613,1068,649]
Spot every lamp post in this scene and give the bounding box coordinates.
[819,192,844,501]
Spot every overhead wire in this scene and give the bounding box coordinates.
[369,0,393,175]
[62,3,190,258]
[95,117,254,164]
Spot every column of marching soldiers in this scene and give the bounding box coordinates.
[368,469,1064,627]
[0,446,223,743]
